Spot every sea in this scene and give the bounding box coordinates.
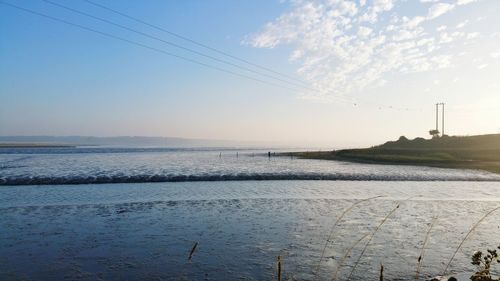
[1,147,500,280]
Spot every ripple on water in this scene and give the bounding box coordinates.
[0,181,500,280]
[1,148,499,185]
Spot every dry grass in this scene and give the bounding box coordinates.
[277,255,282,281]
[176,199,500,280]
[314,196,382,278]
[270,201,500,281]
[443,205,500,275]
[345,201,403,280]
[416,216,438,281]
[188,241,198,261]
[331,233,369,281]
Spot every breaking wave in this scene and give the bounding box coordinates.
[2,172,499,185]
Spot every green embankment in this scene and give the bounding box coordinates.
[288,134,500,174]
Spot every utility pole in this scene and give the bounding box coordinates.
[431,102,445,137]
[435,103,439,132]
[440,102,445,136]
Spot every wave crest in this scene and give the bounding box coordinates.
[1,172,499,185]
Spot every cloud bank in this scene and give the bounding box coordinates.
[246,0,481,101]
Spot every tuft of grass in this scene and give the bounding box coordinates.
[416,216,438,281]
[443,205,500,275]
[314,196,382,278]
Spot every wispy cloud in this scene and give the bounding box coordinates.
[490,50,500,59]
[245,0,481,101]
[456,0,477,5]
[456,19,469,28]
[427,3,454,19]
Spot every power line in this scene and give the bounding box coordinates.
[41,0,311,90]
[1,1,358,106]
[1,1,426,111]
[83,0,308,86]
[77,0,424,111]
[0,1,302,92]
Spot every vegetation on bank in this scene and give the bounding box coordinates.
[286,134,500,174]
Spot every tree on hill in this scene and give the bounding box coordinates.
[397,136,409,142]
[429,129,440,138]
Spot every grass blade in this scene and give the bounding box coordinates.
[442,205,500,275]
[277,255,282,281]
[331,233,369,281]
[188,241,198,261]
[315,196,383,278]
[346,198,409,281]
[416,216,438,281]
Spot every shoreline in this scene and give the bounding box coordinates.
[284,150,500,174]
[283,134,500,175]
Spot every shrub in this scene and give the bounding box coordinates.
[470,246,500,281]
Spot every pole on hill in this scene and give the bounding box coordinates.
[440,102,445,136]
[435,103,439,132]
[431,102,445,137]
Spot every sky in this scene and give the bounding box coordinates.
[1,0,499,147]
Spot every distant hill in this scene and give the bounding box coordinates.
[0,136,245,147]
[287,134,500,174]
[378,134,500,150]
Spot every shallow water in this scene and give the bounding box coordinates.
[1,181,500,280]
[1,147,499,185]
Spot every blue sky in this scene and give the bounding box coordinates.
[1,0,499,146]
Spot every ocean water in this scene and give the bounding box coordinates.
[1,147,499,184]
[1,147,500,280]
